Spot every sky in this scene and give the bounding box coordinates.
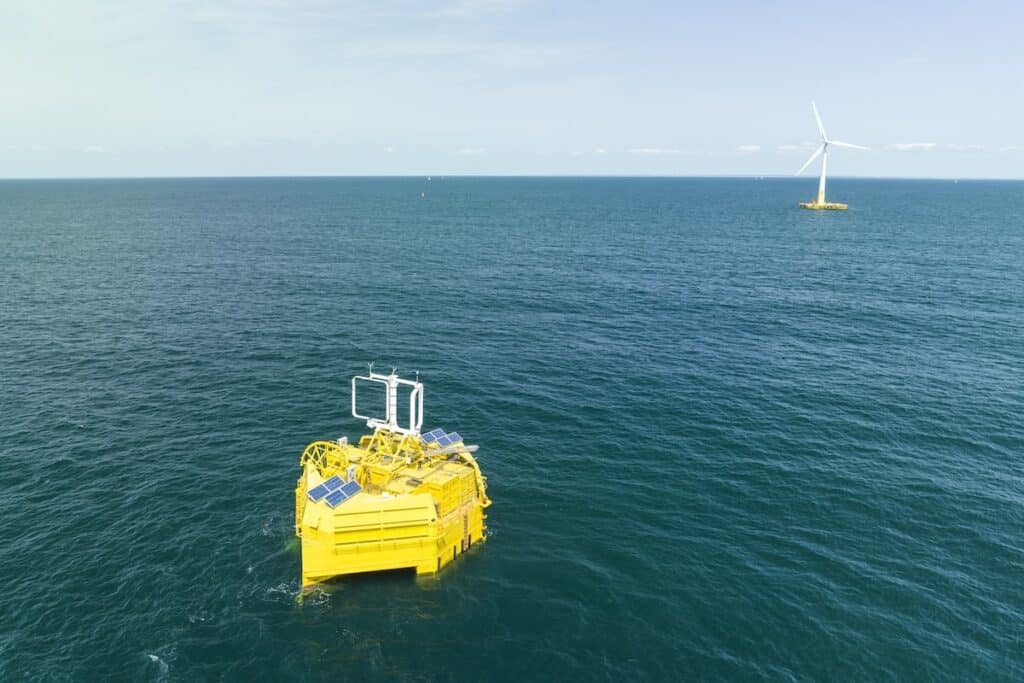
[1,0,1022,178]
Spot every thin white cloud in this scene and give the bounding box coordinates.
[629,147,681,155]
[888,142,937,151]
[593,147,607,154]
[336,37,588,67]
[455,147,485,156]
[736,144,760,154]
[385,146,395,153]
[82,145,106,153]
[429,0,520,18]
[776,143,815,153]
[1000,145,1018,153]
[948,143,985,151]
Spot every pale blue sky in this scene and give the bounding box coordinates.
[1,0,1021,178]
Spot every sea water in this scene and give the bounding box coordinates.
[1,177,1022,679]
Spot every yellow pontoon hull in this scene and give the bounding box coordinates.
[295,437,489,587]
[299,493,485,585]
[798,201,848,210]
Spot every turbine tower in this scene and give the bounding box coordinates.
[795,102,869,210]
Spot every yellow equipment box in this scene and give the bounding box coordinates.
[295,370,490,587]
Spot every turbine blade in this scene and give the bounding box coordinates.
[829,140,870,151]
[795,144,825,175]
[812,101,827,140]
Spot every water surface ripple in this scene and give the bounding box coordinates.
[1,178,1022,680]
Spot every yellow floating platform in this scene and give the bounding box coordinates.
[295,371,490,588]
[798,201,848,210]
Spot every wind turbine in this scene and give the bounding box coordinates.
[795,102,869,210]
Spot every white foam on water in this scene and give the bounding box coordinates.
[145,653,169,681]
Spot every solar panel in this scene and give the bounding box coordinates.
[323,475,344,491]
[422,428,445,443]
[325,489,349,508]
[447,432,462,443]
[340,480,361,497]
[307,484,330,502]
[437,433,452,446]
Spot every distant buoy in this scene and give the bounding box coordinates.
[427,176,431,181]
[421,192,425,198]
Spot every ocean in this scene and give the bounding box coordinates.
[1,177,1022,680]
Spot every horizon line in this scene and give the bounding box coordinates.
[1,173,1022,182]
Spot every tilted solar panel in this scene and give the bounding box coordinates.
[307,484,330,502]
[422,428,445,443]
[325,489,349,508]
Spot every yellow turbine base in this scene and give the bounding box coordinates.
[295,435,490,589]
[798,201,848,210]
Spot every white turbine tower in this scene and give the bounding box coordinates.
[796,102,869,210]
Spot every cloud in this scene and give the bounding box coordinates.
[1000,145,1018,153]
[385,146,395,153]
[776,143,815,153]
[736,144,760,154]
[593,147,607,154]
[82,145,106,153]
[429,0,520,18]
[888,142,937,151]
[948,143,985,151]
[179,3,589,68]
[629,147,681,155]
[455,147,485,156]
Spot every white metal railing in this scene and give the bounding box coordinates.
[351,368,423,436]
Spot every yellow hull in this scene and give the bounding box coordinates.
[798,201,848,210]
[295,435,489,587]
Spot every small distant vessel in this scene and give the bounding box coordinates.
[294,369,490,588]
[795,102,870,210]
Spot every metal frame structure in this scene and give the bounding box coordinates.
[352,368,423,436]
